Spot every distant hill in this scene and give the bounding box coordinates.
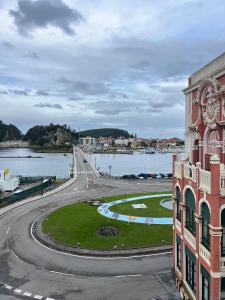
[0,120,22,142]
[24,123,77,147]
[79,128,133,138]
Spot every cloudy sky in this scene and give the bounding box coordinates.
[0,0,225,138]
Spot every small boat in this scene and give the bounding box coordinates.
[145,149,155,154]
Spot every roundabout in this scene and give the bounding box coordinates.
[40,193,173,252]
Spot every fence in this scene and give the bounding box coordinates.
[0,179,53,208]
[19,176,56,184]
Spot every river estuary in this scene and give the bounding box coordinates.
[0,148,177,178]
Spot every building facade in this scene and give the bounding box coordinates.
[79,136,96,147]
[173,52,225,300]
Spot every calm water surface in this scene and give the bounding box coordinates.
[0,148,175,178]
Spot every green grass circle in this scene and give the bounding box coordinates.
[42,192,172,250]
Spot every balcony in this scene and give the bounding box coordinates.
[199,169,211,194]
[173,157,225,196]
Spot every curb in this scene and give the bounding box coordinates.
[34,209,173,258]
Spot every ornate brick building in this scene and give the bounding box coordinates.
[173,52,225,300]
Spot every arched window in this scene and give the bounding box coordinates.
[201,202,210,250]
[221,209,225,256]
[175,186,181,221]
[185,189,196,235]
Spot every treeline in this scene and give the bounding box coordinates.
[0,120,22,141]
[79,128,133,138]
[0,121,133,147]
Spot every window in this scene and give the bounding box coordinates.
[185,247,196,293]
[221,209,225,257]
[185,189,196,236]
[177,242,181,270]
[201,266,210,300]
[201,203,210,250]
[175,187,181,221]
[176,235,181,271]
[221,277,225,300]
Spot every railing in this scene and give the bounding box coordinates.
[190,52,225,85]
[174,161,182,179]
[173,160,225,196]
[183,163,197,182]
[199,169,211,194]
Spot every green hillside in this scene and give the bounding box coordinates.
[79,128,132,138]
[0,121,22,142]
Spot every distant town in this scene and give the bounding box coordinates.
[0,121,184,154]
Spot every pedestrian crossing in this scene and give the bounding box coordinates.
[78,171,92,174]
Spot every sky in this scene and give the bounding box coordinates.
[0,0,225,138]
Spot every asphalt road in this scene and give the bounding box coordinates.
[0,147,180,300]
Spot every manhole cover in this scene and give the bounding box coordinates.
[97,225,119,237]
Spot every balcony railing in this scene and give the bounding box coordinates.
[173,157,225,196]
[174,161,182,179]
[199,169,211,194]
[183,163,197,182]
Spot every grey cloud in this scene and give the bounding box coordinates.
[95,108,129,116]
[58,77,109,95]
[67,96,83,101]
[0,90,8,95]
[34,102,63,109]
[2,42,15,49]
[9,0,84,36]
[36,90,49,96]
[9,89,29,96]
[24,51,40,60]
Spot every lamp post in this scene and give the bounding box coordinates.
[108,165,112,177]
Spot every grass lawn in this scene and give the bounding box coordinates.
[110,196,172,217]
[42,192,172,250]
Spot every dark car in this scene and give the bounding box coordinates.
[83,159,87,163]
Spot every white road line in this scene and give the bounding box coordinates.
[4,284,13,290]
[49,270,73,277]
[23,291,32,297]
[6,226,11,235]
[115,274,142,278]
[10,249,19,259]
[46,298,55,300]
[14,288,23,294]
[34,295,43,299]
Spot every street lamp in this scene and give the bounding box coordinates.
[108,165,112,177]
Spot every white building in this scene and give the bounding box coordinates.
[114,137,129,147]
[0,169,19,192]
[79,136,96,146]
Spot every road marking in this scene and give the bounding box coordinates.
[5,284,13,290]
[10,249,19,259]
[6,226,11,235]
[115,274,142,278]
[34,296,43,299]
[49,270,73,277]
[46,298,55,300]
[14,288,23,294]
[23,291,32,297]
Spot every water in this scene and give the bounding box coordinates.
[0,148,73,178]
[0,148,175,178]
[90,152,173,176]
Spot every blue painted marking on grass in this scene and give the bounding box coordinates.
[97,194,173,225]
